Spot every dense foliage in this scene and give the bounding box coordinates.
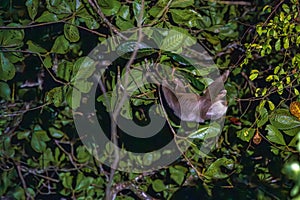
[0,0,299,199]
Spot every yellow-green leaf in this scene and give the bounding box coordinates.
[268,100,275,110]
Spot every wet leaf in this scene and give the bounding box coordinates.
[270,109,300,130]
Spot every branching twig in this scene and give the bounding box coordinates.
[15,163,33,200]
[111,172,158,200]
[88,0,127,40]
[104,0,145,199]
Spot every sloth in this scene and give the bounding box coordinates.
[161,70,229,123]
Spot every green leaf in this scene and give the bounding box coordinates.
[116,41,154,59]
[13,187,25,200]
[116,17,135,31]
[2,137,15,157]
[236,128,255,142]
[77,8,100,29]
[31,130,50,153]
[27,40,47,53]
[152,179,166,192]
[284,127,300,137]
[64,21,80,42]
[46,86,65,107]
[57,60,73,81]
[188,122,221,139]
[288,134,299,147]
[43,55,52,68]
[160,30,184,52]
[296,36,300,45]
[51,35,69,54]
[169,165,187,185]
[26,0,39,20]
[118,5,131,20]
[17,130,31,140]
[266,124,286,145]
[201,32,220,45]
[170,0,194,8]
[99,0,121,16]
[72,57,96,81]
[36,11,58,22]
[218,24,239,39]
[66,87,81,110]
[97,92,113,112]
[275,39,281,51]
[257,107,268,127]
[76,146,91,163]
[0,53,15,81]
[256,25,264,36]
[49,127,64,138]
[270,109,300,130]
[74,80,93,93]
[164,51,193,66]
[59,172,73,190]
[0,27,24,48]
[249,73,258,81]
[148,6,164,18]
[204,158,235,179]
[268,100,275,110]
[46,0,72,15]
[115,5,134,30]
[282,4,290,13]
[75,173,93,192]
[133,1,145,24]
[283,37,289,49]
[0,82,11,100]
[170,9,199,28]
[40,148,54,167]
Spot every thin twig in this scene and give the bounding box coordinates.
[147,0,173,26]
[104,0,145,199]
[15,163,33,200]
[88,0,127,40]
